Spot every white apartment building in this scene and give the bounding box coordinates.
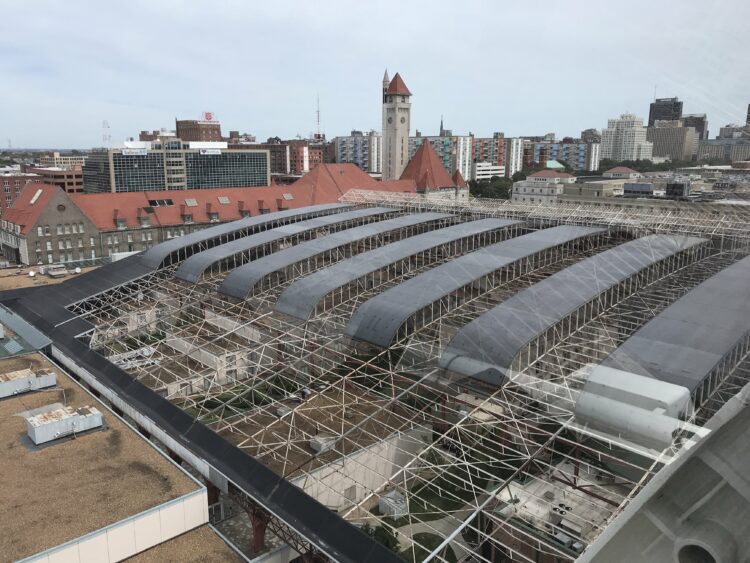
[601,114,653,161]
[505,137,524,177]
[471,162,506,182]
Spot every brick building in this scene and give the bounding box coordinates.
[22,165,84,193]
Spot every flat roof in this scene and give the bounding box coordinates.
[274,218,509,321]
[601,254,750,391]
[126,525,241,563]
[0,353,199,562]
[174,206,394,283]
[219,212,451,299]
[141,203,351,269]
[346,224,607,348]
[439,234,707,385]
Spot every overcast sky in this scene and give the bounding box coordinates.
[2,0,748,148]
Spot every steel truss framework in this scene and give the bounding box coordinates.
[67,195,750,563]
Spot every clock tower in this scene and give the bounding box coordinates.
[381,71,412,180]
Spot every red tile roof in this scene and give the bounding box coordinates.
[604,166,639,175]
[528,170,575,179]
[452,169,467,188]
[5,168,418,237]
[400,140,455,190]
[3,183,60,236]
[71,186,323,230]
[289,163,416,198]
[386,73,412,96]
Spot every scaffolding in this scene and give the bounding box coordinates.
[64,195,750,563]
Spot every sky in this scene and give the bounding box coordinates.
[1,0,749,149]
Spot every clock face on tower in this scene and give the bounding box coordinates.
[387,117,393,124]
[400,117,406,124]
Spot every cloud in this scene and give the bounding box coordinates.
[1,0,748,148]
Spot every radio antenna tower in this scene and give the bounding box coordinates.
[315,95,322,139]
[102,120,112,148]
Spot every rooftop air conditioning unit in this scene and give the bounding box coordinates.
[24,404,103,445]
[0,369,56,399]
[310,433,337,453]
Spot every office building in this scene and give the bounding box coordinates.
[682,114,709,140]
[647,122,699,161]
[581,128,602,143]
[38,152,87,169]
[176,114,223,142]
[83,139,270,193]
[718,124,749,139]
[382,70,412,180]
[648,97,683,126]
[511,169,576,205]
[697,138,750,162]
[334,131,382,174]
[21,165,84,193]
[601,114,653,161]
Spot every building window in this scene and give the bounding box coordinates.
[46,241,52,251]
[139,216,150,228]
[56,224,63,235]
[89,236,95,247]
[79,222,84,232]
[71,223,77,234]
[116,218,127,230]
[183,214,193,224]
[37,226,43,237]
[47,253,53,264]
[208,212,219,222]
[44,225,50,236]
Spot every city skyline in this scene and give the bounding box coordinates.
[3,0,749,148]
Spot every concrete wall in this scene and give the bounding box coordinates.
[22,488,208,563]
[292,426,431,511]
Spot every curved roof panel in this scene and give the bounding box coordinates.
[219,212,450,299]
[346,226,605,348]
[174,207,394,284]
[275,218,518,321]
[439,234,707,386]
[601,254,750,391]
[142,204,351,269]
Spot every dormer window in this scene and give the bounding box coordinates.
[139,216,150,228]
[183,213,193,224]
[116,218,127,230]
[208,212,219,223]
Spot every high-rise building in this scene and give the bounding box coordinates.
[472,133,506,170]
[522,140,600,171]
[581,128,602,143]
[83,139,269,193]
[408,135,472,182]
[648,97,683,126]
[382,71,412,180]
[682,114,709,140]
[746,103,750,127]
[601,114,653,161]
[175,114,223,142]
[504,137,524,177]
[646,122,699,161]
[333,131,382,174]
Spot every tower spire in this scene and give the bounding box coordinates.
[440,115,444,136]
